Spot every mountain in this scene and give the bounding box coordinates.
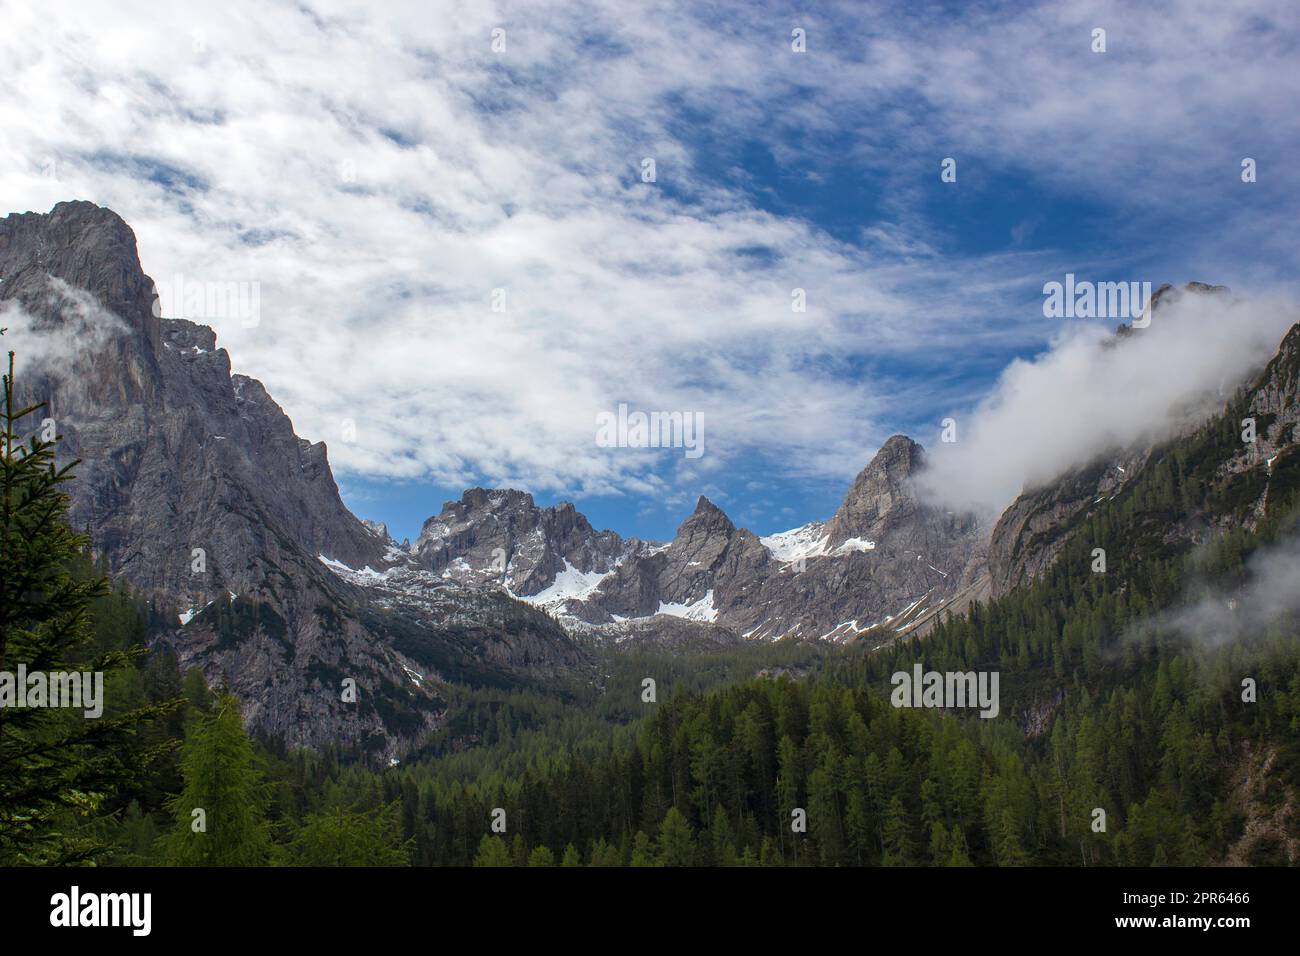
[569,434,988,640]
[0,201,586,758]
[3,206,988,677]
[986,281,1256,598]
[10,200,1295,767]
[363,433,988,643]
[413,487,641,595]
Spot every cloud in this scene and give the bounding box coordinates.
[0,277,128,382]
[918,289,1300,513]
[0,0,1297,512]
[1140,532,1300,647]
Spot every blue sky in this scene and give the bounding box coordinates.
[3,0,1299,543]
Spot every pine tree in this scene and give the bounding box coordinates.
[0,347,177,864]
[658,806,695,866]
[881,795,915,866]
[630,830,657,867]
[527,845,555,867]
[473,834,512,867]
[158,692,272,865]
[946,824,973,866]
[709,803,737,866]
[928,820,950,862]
[991,808,1030,867]
[561,843,581,867]
[289,802,409,866]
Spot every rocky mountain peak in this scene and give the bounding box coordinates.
[461,486,534,511]
[669,496,737,552]
[1151,280,1230,312]
[867,433,925,480]
[0,200,160,353]
[413,485,628,595]
[685,495,734,532]
[824,434,925,544]
[1117,281,1231,339]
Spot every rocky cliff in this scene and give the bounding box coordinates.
[383,433,989,644]
[0,201,588,758]
[414,488,639,595]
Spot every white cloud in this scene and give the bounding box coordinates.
[0,0,1296,506]
[0,278,127,382]
[1142,533,1300,647]
[918,289,1300,513]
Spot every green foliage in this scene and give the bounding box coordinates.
[658,807,694,866]
[473,834,512,867]
[526,844,555,867]
[288,802,409,866]
[0,347,178,865]
[159,693,273,865]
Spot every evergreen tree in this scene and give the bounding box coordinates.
[946,825,973,867]
[527,845,555,867]
[707,803,738,866]
[289,802,409,866]
[0,347,177,864]
[473,834,512,867]
[658,807,695,866]
[630,830,657,867]
[881,796,915,866]
[158,693,272,865]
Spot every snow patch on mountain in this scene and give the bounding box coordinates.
[518,560,612,609]
[836,537,876,553]
[656,589,719,622]
[761,522,829,562]
[760,522,876,564]
[319,553,390,584]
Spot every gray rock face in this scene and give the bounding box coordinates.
[0,201,587,757]
[725,436,988,640]
[414,488,636,595]
[558,436,987,641]
[824,435,926,544]
[987,449,1149,598]
[0,200,160,352]
[1,202,388,603]
[377,435,989,645]
[1242,323,1300,465]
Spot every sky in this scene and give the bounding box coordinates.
[2,0,1298,544]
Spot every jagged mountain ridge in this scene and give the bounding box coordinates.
[348,434,989,645]
[0,201,994,665]
[413,488,644,595]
